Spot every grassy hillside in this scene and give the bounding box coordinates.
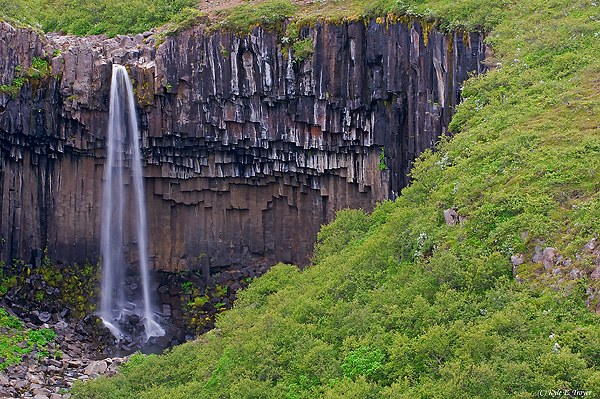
[0,0,199,36]
[2,0,594,397]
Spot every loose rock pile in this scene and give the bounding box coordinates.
[0,315,132,398]
[512,237,600,312]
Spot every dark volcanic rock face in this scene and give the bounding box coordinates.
[0,19,485,272]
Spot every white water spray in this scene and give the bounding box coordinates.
[100,65,164,341]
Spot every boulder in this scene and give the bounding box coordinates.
[443,208,458,226]
[542,247,556,270]
[584,238,596,252]
[83,360,108,376]
[533,246,544,263]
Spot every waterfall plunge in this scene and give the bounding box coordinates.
[100,65,164,341]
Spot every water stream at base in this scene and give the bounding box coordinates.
[100,64,164,341]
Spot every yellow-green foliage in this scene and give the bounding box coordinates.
[1,253,101,319]
[2,0,507,38]
[37,258,100,318]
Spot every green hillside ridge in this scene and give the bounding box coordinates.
[1,0,507,38]
[66,0,600,398]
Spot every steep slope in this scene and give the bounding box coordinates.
[71,0,600,398]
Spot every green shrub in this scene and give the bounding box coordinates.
[377,148,387,171]
[0,76,26,98]
[341,346,385,380]
[0,57,51,98]
[292,37,313,63]
[312,208,372,264]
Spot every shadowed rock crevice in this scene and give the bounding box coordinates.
[0,19,486,272]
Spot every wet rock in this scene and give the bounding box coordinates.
[37,312,52,323]
[124,285,134,296]
[229,282,242,293]
[158,285,169,294]
[162,304,172,317]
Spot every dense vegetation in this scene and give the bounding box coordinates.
[3,0,600,396]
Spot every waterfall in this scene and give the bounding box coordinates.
[100,64,164,341]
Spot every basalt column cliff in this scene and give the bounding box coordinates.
[0,19,485,272]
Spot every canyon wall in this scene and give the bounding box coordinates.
[0,19,486,272]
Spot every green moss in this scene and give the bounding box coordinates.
[154,7,209,46]
[212,0,297,35]
[1,252,100,320]
[0,57,52,98]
